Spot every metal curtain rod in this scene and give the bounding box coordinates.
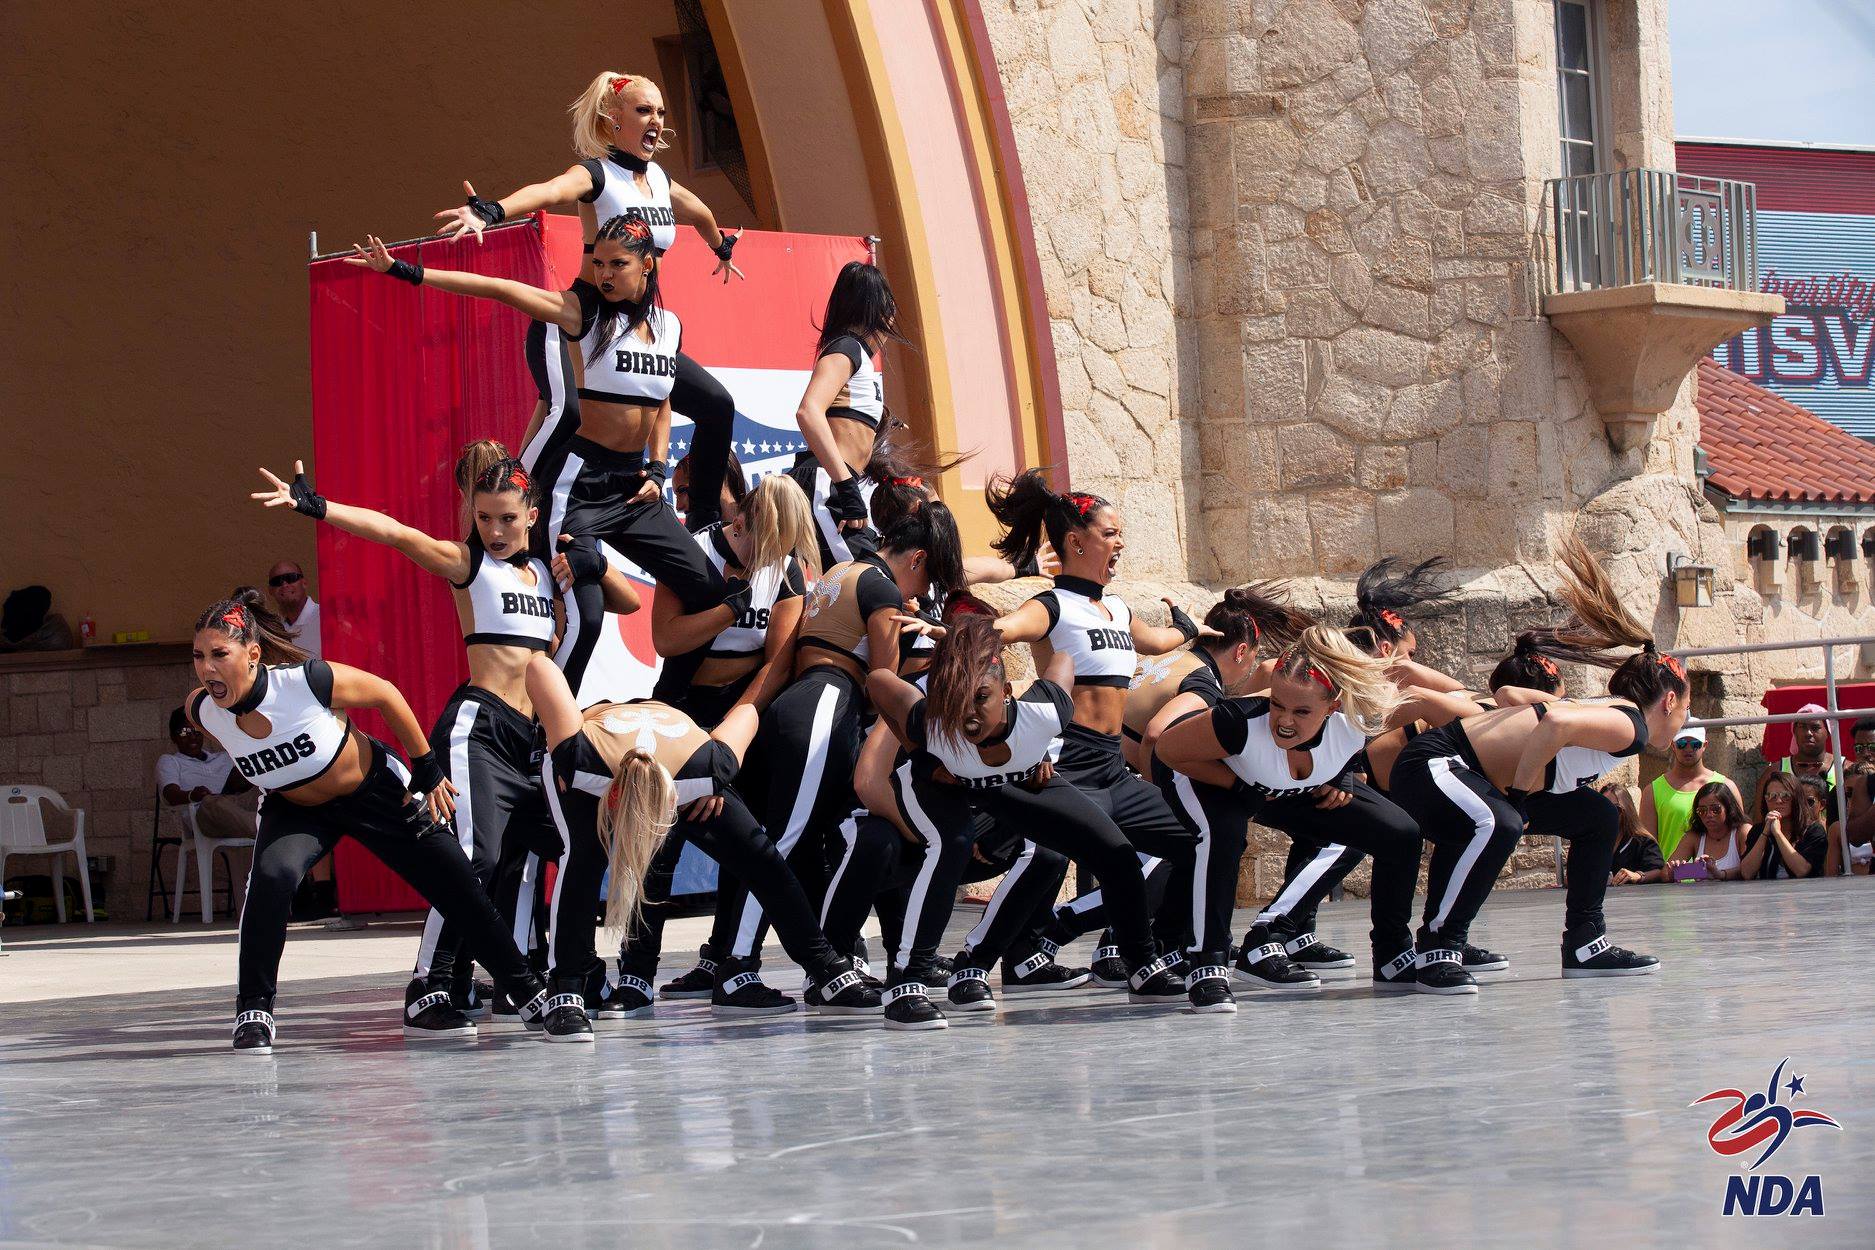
[306,213,542,264]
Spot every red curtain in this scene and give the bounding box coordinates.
[1759,682,1875,761]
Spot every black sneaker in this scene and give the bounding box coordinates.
[1371,948,1419,993]
[1001,940,1092,993]
[540,992,595,1043]
[946,959,997,1012]
[592,973,655,1020]
[490,989,531,1028]
[1089,940,1129,988]
[1462,942,1510,975]
[1283,931,1357,978]
[232,1008,275,1055]
[659,949,718,1000]
[1186,960,1237,1014]
[883,980,949,1031]
[513,988,552,1033]
[1562,930,1660,979]
[1415,946,1479,996]
[907,954,955,990]
[1233,938,1321,994]
[711,959,798,1017]
[805,964,885,1016]
[452,978,494,1018]
[1127,952,1188,1006]
[404,980,477,1039]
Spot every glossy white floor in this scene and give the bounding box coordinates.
[0,882,1869,1249]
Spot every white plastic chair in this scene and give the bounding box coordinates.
[0,786,94,923]
[172,803,256,925]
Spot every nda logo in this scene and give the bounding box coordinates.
[1693,1058,1842,1217]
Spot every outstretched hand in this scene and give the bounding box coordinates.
[251,461,327,519]
[434,181,488,244]
[343,235,396,273]
[711,253,746,284]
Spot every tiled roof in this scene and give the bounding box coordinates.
[1696,357,1875,506]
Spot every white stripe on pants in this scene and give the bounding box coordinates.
[1254,842,1348,927]
[1425,755,1499,933]
[413,700,481,978]
[732,681,841,957]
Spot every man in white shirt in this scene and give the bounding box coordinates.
[158,709,258,840]
[267,560,322,660]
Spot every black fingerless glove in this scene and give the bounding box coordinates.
[556,535,609,587]
[827,475,868,523]
[1169,602,1200,643]
[289,470,327,520]
[721,577,754,618]
[467,194,506,226]
[643,459,669,487]
[386,258,425,286]
[712,230,739,262]
[407,751,445,798]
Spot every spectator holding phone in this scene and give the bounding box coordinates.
[1599,783,1670,885]
[1671,780,1749,882]
[1639,725,1738,860]
[1741,772,1828,880]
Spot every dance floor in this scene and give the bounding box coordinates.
[1,882,1869,1249]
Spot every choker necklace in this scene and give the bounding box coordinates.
[230,663,271,715]
[608,146,650,173]
[1054,574,1105,600]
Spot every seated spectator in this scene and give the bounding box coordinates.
[1770,704,1838,792]
[157,707,259,840]
[1639,725,1738,860]
[1671,780,1750,881]
[1741,771,1828,880]
[1599,782,1670,885]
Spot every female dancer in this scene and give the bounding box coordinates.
[347,217,723,693]
[186,591,550,1053]
[585,474,818,1012]
[530,653,878,1040]
[435,71,744,529]
[248,446,637,1030]
[1674,780,1749,880]
[836,615,1187,1026]
[952,471,1202,991]
[1158,628,1421,1008]
[1388,538,1683,992]
[707,504,968,1013]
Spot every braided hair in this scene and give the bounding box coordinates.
[985,468,1108,573]
[193,587,307,666]
[587,215,662,362]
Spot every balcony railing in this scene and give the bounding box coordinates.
[1544,168,1759,295]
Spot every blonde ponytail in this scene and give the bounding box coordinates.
[569,72,671,160]
[742,473,821,580]
[595,752,676,932]
[1272,625,1401,735]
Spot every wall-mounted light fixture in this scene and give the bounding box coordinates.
[1862,529,1875,560]
[1788,528,1821,562]
[1746,527,1781,561]
[1667,552,1716,608]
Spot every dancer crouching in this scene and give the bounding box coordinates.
[187,591,549,1054]
[530,654,879,1041]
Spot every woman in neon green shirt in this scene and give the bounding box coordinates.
[1641,726,1739,859]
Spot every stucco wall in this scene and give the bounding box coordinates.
[1,0,745,645]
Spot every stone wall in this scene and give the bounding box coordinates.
[2,648,201,923]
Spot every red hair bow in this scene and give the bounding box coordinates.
[507,469,530,493]
[609,75,632,94]
[1066,492,1101,519]
[889,475,924,489]
[1305,664,1336,694]
[1378,608,1405,631]
[1658,652,1687,681]
[1536,655,1559,678]
[220,609,246,632]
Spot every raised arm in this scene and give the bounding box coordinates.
[252,461,467,582]
[1157,709,1242,791]
[1387,657,1466,693]
[1492,684,1564,707]
[669,181,744,284]
[345,235,581,333]
[433,169,596,243]
[327,663,455,821]
[649,582,737,657]
[1132,598,1200,657]
[551,535,645,621]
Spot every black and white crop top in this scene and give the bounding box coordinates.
[453,541,556,651]
[571,283,681,407]
[1032,576,1136,688]
[1532,700,1647,794]
[900,679,1073,791]
[1208,697,1368,798]
[818,335,885,430]
[192,662,350,792]
[800,553,904,667]
[695,524,805,658]
[578,151,677,254]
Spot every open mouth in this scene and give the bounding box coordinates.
[640,127,659,151]
[1274,724,1298,739]
[487,541,508,555]
[206,679,229,701]
[963,718,984,738]
[1107,553,1120,573]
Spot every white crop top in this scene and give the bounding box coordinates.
[901,679,1073,791]
[1209,698,1368,797]
[579,152,677,254]
[818,335,886,430]
[1535,701,1647,794]
[193,662,351,792]
[453,543,556,651]
[695,524,805,658]
[572,286,681,407]
[1034,577,1136,688]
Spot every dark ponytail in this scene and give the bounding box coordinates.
[586,215,663,363]
[924,614,1005,749]
[1203,582,1312,653]
[985,468,1107,572]
[1348,557,1456,650]
[1512,535,1688,709]
[194,587,307,666]
[866,420,969,532]
[881,498,965,597]
[1488,631,1565,694]
[816,260,904,357]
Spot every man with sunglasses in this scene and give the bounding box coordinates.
[1639,725,1740,860]
[266,561,321,661]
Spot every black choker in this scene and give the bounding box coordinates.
[230,663,271,715]
[608,147,649,173]
[1054,574,1105,600]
